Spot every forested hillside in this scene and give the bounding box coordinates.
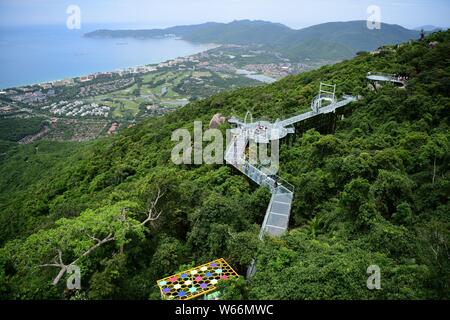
[86,20,420,61]
[0,30,449,300]
[0,117,48,154]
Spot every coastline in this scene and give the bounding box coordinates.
[0,21,219,91]
[1,42,220,91]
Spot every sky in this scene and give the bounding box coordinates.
[0,0,449,30]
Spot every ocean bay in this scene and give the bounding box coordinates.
[0,25,212,89]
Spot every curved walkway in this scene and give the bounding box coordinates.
[225,82,359,278]
[225,83,357,240]
[366,72,407,86]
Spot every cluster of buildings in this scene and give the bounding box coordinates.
[77,66,156,81]
[145,104,168,116]
[9,89,56,105]
[0,44,312,125]
[22,65,155,92]
[206,63,236,73]
[42,100,110,118]
[50,79,75,87]
[241,63,301,78]
[154,47,301,80]
[78,78,135,97]
[0,105,14,114]
[115,65,157,77]
[157,55,200,69]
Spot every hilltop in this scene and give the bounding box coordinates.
[0,30,449,300]
[86,20,421,61]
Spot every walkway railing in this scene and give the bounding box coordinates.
[280,94,357,127]
[367,71,396,78]
[366,72,407,85]
[226,149,293,194]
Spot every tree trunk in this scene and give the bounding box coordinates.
[432,156,437,185]
[53,266,68,286]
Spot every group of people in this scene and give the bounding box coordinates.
[254,124,268,134]
[395,75,409,82]
[253,123,270,140]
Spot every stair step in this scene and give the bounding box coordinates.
[273,193,293,203]
[264,225,286,236]
[267,213,289,229]
[271,201,291,213]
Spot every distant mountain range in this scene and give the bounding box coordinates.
[85,20,421,61]
[414,25,443,32]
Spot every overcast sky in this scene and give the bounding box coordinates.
[0,0,449,30]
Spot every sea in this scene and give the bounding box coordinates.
[0,24,213,89]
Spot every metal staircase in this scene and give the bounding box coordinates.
[260,186,294,238]
[225,132,294,238]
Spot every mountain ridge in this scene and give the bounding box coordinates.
[414,25,443,32]
[85,20,420,61]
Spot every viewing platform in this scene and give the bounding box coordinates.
[366,72,407,86]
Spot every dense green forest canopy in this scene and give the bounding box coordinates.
[0,30,449,300]
[0,117,48,154]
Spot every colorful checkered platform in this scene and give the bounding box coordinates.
[157,258,239,300]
